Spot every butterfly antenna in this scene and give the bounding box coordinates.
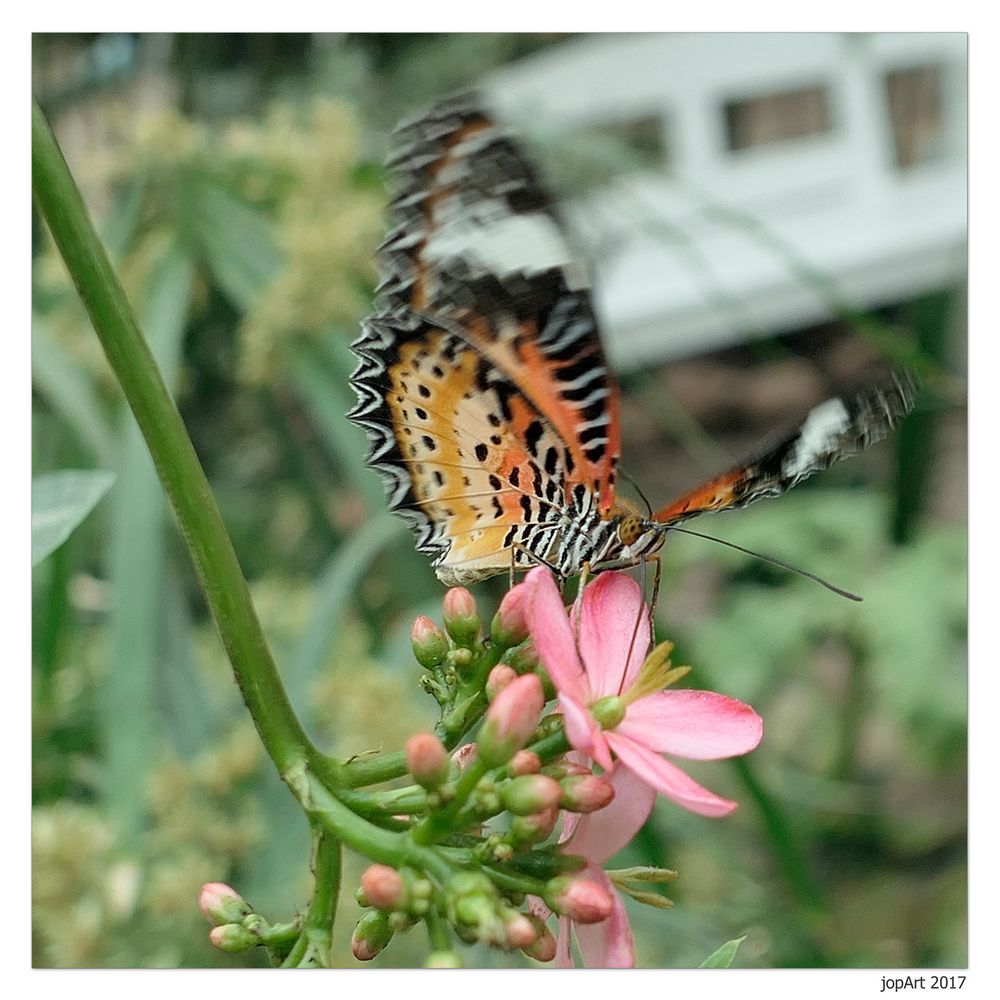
[620,468,653,518]
[667,526,863,602]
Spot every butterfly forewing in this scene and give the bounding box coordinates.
[349,95,622,583]
[652,371,919,527]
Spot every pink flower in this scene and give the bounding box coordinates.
[522,567,763,818]
[530,766,653,968]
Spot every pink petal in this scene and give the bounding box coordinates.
[574,867,635,968]
[606,732,739,818]
[556,916,573,968]
[559,693,614,770]
[618,690,764,760]
[522,567,589,702]
[562,766,656,864]
[575,572,650,697]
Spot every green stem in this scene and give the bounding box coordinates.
[302,771,454,884]
[343,750,409,788]
[425,905,453,952]
[480,863,548,897]
[411,758,489,845]
[32,99,315,781]
[526,727,570,763]
[729,756,826,920]
[282,829,342,968]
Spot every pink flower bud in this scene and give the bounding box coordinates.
[411,615,449,669]
[486,664,518,700]
[509,750,541,776]
[501,774,564,816]
[522,916,557,962]
[491,583,529,648]
[405,732,449,788]
[477,673,544,766]
[505,912,538,949]
[509,804,559,846]
[208,922,257,952]
[560,773,616,813]
[545,876,614,924]
[198,882,251,925]
[443,587,480,646]
[360,864,406,910]
[351,909,393,961]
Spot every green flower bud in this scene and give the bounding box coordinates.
[209,922,257,953]
[411,616,450,669]
[501,774,563,815]
[351,909,393,961]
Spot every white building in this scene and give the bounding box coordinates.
[487,33,967,371]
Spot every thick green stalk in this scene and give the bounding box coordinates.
[31,100,314,778]
[282,830,342,967]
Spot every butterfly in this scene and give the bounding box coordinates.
[348,95,918,588]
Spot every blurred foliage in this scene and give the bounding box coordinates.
[32,33,965,969]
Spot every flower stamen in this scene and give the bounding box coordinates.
[620,641,691,707]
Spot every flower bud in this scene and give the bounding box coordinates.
[405,732,450,789]
[360,864,406,911]
[351,909,393,961]
[508,804,559,846]
[442,588,480,647]
[209,922,257,952]
[509,749,541,776]
[478,673,544,767]
[501,774,564,816]
[545,876,614,924]
[449,871,505,944]
[486,664,518,701]
[504,912,538,949]
[542,758,591,780]
[504,637,540,675]
[522,915,557,962]
[425,950,463,968]
[411,616,449,670]
[198,882,251,925]
[491,584,529,648]
[560,773,615,813]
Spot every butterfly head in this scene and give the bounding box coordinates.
[588,512,667,572]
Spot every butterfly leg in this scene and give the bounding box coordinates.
[509,543,563,584]
[618,556,661,694]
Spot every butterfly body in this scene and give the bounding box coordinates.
[348,95,917,586]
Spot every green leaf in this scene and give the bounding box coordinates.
[104,243,192,847]
[288,336,388,517]
[32,469,115,565]
[32,320,116,468]
[699,935,747,969]
[285,511,406,723]
[181,173,282,311]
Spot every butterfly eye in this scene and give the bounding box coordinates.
[618,516,644,546]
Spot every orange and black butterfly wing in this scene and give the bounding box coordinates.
[349,95,621,584]
[652,371,919,527]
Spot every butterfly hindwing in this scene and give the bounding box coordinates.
[350,312,598,584]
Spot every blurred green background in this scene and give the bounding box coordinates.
[31,33,966,968]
